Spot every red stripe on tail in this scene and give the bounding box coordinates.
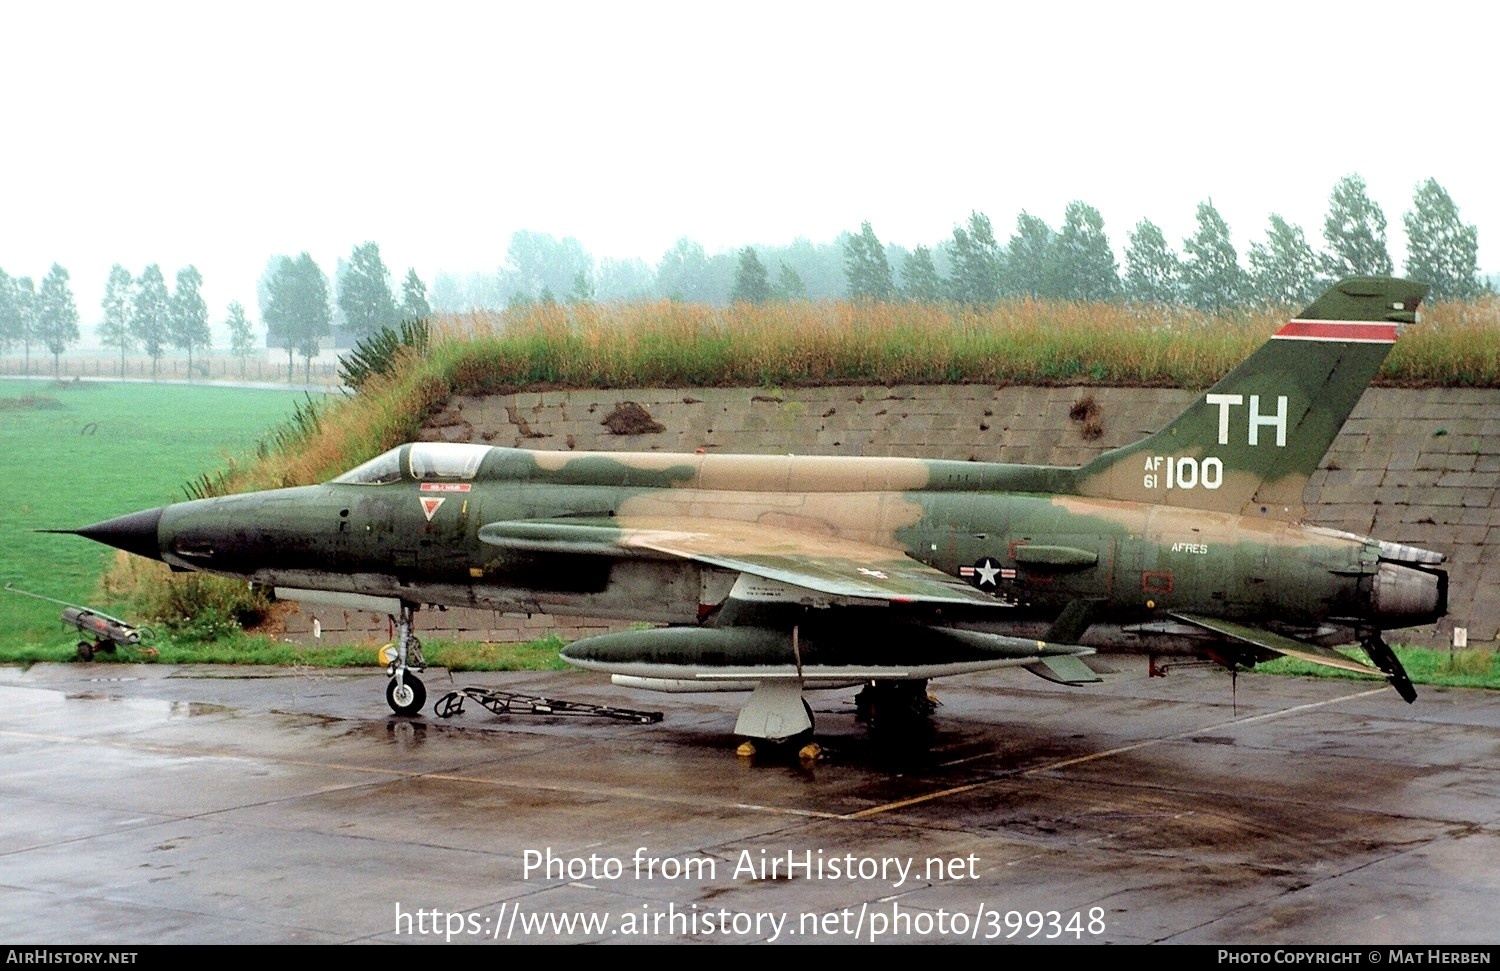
[1274,320,1398,342]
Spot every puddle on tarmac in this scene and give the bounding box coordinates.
[58,692,230,718]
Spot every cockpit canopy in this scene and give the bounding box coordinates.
[330,443,491,485]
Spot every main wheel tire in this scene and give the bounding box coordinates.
[76,641,94,662]
[386,675,427,717]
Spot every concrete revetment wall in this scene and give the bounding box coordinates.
[279,385,1500,651]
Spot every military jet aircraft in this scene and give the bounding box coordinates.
[60,277,1445,744]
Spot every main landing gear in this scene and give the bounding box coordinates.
[384,603,428,716]
[855,679,938,729]
[730,679,942,762]
[733,682,821,762]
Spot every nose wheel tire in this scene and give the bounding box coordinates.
[386,674,427,716]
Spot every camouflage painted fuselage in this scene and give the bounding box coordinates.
[151,443,1442,656]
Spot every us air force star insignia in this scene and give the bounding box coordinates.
[973,557,1002,587]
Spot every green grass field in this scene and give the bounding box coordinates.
[0,379,320,649]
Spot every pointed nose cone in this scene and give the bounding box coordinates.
[65,507,166,562]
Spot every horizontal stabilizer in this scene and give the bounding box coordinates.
[1023,654,1103,686]
[1172,612,1381,674]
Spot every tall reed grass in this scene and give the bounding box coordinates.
[434,299,1281,390]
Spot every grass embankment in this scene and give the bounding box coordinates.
[211,296,1500,493]
[8,296,1496,686]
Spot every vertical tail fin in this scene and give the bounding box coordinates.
[1072,277,1427,520]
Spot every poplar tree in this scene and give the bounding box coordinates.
[1124,220,1182,305]
[263,253,331,382]
[1320,174,1393,278]
[1248,214,1317,307]
[130,264,171,376]
[502,230,592,302]
[17,277,36,373]
[169,265,211,378]
[945,211,1002,305]
[656,238,716,303]
[0,269,19,354]
[594,259,654,302]
[1054,201,1119,301]
[1003,212,1057,299]
[400,269,431,320]
[1403,178,1483,301]
[774,262,807,301]
[35,264,80,375]
[226,301,257,377]
[338,242,398,336]
[2,275,37,373]
[843,222,896,301]
[730,247,772,304]
[1182,201,1247,312]
[99,265,135,377]
[900,246,942,302]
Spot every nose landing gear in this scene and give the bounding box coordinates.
[384,603,428,716]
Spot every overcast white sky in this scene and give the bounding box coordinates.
[3,0,1495,327]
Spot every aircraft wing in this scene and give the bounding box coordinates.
[478,517,1003,608]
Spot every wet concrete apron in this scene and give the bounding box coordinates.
[0,663,1494,944]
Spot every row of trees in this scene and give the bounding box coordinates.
[259,243,431,381]
[0,265,80,374]
[334,242,432,337]
[2,261,258,378]
[97,264,213,377]
[798,175,1484,310]
[428,174,1484,312]
[0,243,433,381]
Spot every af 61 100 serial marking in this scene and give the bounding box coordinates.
[1143,455,1224,490]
